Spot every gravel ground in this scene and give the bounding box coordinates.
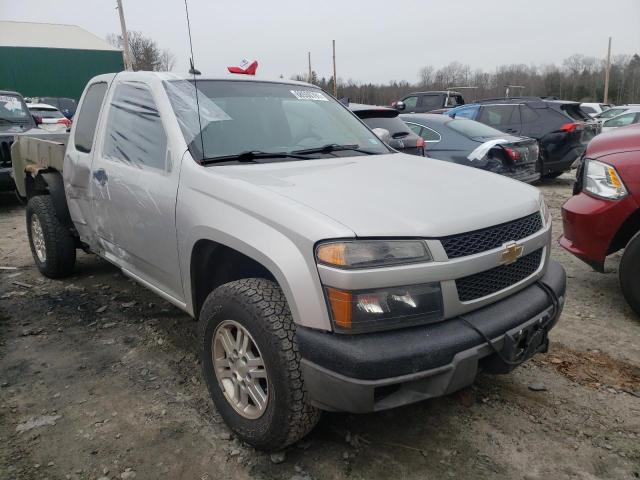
[1,174,639,480]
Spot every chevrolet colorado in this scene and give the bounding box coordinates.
[12,72,566,451]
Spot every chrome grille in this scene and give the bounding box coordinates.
[441,212,543,259]
[456,249,543,302]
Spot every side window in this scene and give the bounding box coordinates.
[103,82,167,170]
[478,105,516,127]
[403,96,418,110]
[419,95,443,111]
[419,126,441,142]
[521,105,539,123]
[604,112,637,128]
[407,123,422,135]
[74,83,108,153]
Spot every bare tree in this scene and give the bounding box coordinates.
[107,31,175,72]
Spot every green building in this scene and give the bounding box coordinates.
[0,21,124,100]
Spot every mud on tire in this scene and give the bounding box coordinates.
[26,195,76,278]
[198,278,320,451]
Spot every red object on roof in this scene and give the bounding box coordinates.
[227,59,258,75]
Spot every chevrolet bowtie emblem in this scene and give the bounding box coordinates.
[501,241,524,265]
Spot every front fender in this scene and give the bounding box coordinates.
[175,161,354,331]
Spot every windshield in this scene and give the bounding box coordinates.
[596,107,627,119]
[446,118,505,138]
[0,94,33,124]
[164,80,390,162]
[29,108,64,119]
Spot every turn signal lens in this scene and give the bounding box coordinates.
[316,240,431,269]
[584,159,628,200]
[326,287,353,329]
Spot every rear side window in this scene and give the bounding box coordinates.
[478,105,519,127]
[407,123,441,142]
[74,83,108,153]
[103,82,167,170]
[521,105,539,123]
[419,95,443,111]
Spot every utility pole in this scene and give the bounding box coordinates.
[308,51,312,84]
[603,36,612,104]
[116,0,133,71]
[332,40,337,97]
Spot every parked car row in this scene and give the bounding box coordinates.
[0,91,74,192]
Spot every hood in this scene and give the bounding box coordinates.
[216,153,541,238]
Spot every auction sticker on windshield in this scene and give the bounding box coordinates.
[290,90,328,101]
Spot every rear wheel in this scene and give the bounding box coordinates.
[198,278,320,451]
[620,231,640,316]
[26,195,76,278]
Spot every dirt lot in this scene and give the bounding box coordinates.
[1,174,639,480]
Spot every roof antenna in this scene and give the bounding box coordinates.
[184,0,205,162]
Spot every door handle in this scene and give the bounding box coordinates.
[93,168,108,187]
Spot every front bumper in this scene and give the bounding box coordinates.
[560,192,638,271]
[298,260,565,413]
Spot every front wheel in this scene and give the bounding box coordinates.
[620,231,640,316]
[198,278,320,451]
[26,195,76,278]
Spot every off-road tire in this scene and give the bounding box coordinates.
[620,231,640,316]
[198,278,320,451]
[26,195,76,278]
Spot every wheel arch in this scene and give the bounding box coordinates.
[608,208,640,255]
[190,239,278,319]
[25,169,73,229]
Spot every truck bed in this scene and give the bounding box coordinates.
[11,132,69,197]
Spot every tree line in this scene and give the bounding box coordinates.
[294,53,640,106]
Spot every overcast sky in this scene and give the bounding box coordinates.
[2,0,639,83]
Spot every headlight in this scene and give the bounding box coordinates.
[584,159,628,200]
[316,240,431,269]
[325,283,443,333]
[539,196,550,226]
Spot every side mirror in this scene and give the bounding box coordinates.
[32,115,43,125]
[371,128,391,144]
[394,101,406,112]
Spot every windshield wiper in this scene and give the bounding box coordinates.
[291,143,378,155]
[201,150,313,165]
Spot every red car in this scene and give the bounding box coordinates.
[560,124,640,315]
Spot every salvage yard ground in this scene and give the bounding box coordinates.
[1,174,639,480]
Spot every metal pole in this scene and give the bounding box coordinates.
[603,37,612,104]
[116,0,133,71]
[332,40,337,97]
[308,51,312,84]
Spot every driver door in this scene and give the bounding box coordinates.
[90,80,184,302]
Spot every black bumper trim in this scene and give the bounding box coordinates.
[298,260,566,412]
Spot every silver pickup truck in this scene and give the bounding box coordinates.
[13,71,566,451]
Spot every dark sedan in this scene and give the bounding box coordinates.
[401,114,541,183]
[349,104,425,156]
